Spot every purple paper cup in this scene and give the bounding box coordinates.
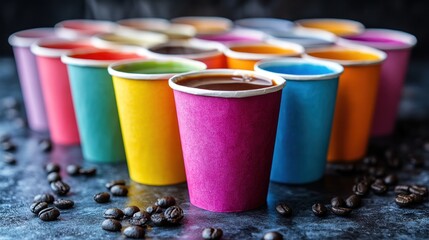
[8,28,57,132]
[342,29,417,136]
[169,69,286,212]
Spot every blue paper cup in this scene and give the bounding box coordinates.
[255,58,343,184]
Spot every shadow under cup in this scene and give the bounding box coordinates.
[255,58,343,184]
[108,59,207,186]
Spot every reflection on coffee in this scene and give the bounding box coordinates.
[176,74,275,91]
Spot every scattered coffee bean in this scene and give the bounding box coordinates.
[409,193,424,203]
[164,206,184,224]
[124,206,140,218]
[368,167,386,178]
[123,226,145,239]
[146,205,162,215]
[110,185,128,196]
[45,163,60,174]
[2,141,16,152]
[331,197,345,208]
[395,194,414,207]
[34,193,55,204]
[394,185,410,194]
[333,163,355,174]
[275,203,292,217]
[3,152,16,165]
[79,167,97,176]
[386,157,402,169]
[129,211,150,226]
[30,201,48,214]
[47,172,62,183]
[312,203,327,217]
[353,182,369,196]
[409,154,424,168]
[371,180,387,195]
[103,208,124,220]
[202,228,223,240]
[409,185,428,196]
[156,196,176,208]
[331,206,352,216]
[345,194,361,208]
[384,174,398,186]
[38,139,52,153]
[53,199,74,209]
[94,192,110,203]
[263,231,284,240]
[101,219,122,232]
[66,164,81,176]
[105,180,126,190]
[151,213,167,226]
[50,181,70,195]
[38,207,60,221]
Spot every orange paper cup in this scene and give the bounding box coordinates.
[304,44,386,162]
[171,16,232,35]
[224,41,304,70]
[295,18,365,37]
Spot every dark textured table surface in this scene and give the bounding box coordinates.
[1,57,429,240]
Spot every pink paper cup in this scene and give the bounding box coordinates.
[169,69,286,212]
[31,38,95,145]
[55,19,116,39]
[8,28,57,132]
[342,29,417,136]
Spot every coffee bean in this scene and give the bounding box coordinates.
[331,206,352,216]
[164,206,184,224]
[38,207,60,221]
[368,167,386,178]
[156,196,176,208]
[53,199,74,209]
[363,156,378,166]
[394,185,410,194]
[47,172,62,183]
[409,185,428,196]
[371,180,387,195]
[38,139,52,153]
[66,164,81,176]
[130,211,150,226]
[103,208,124,220]
[409,154,424,168]
[395,194,414,207]
[101,219,122,232]
[0,134,11,143]
[384,174,398,186]
[409,193,424,204]
[30,201,48,214]
[124,206,140,218]
[275,203,292,217]
[263,231,284,240]
[353,182,369,196]
[110,185,128,196]
[2,141,16,152]
[386,157,402,169]
[151,213,167,226]
[146,205,162,215]
[202,228,223,240]
[45,163,60,174]
[333,163,355,174]
[3,152,16,165]
[123,226,145,239]
[34,193,55,204]
[311,203,327,217]
[331,197,345,207]
[79,167,97,176]
[105,180,126,190]
[345,194,361,208]
[94,192,110,203]
[50,181,70,195]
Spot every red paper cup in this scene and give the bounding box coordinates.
[169,69,286,212]
[31,38,95,145]
[55,19,116,39]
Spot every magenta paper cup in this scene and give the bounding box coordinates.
[169,69,286,212]
[8,28,57,132]
[55,19,116,39]
[342,29,417,136]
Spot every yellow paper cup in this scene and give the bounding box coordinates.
[295,18,365,37]
[108,58,207,185]
[224,41,304,70]
[304,44,386,161]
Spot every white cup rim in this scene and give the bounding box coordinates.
[8,28,56,47]
[30,37,92,58]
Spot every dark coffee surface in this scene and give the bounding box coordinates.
[150,45,216,55]
[1,57,429,239]
[176,75,275,91]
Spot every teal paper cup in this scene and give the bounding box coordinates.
[255,58,343,183]
[61,50,142,163]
